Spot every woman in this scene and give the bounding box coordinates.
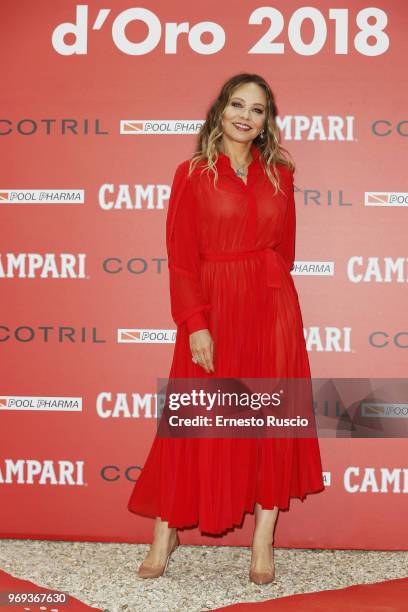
[128,73,325,584]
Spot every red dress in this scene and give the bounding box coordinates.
[127,143,325,534]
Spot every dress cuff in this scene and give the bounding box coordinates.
[186,311,209,334]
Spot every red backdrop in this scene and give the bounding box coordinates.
[1,1,407,550]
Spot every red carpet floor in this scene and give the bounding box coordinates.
[0,569,103,611]
[215,576,408,611]
[1,567,407,611]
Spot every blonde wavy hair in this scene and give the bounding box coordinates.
[188,73,295,195]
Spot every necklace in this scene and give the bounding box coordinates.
[234,165,248,178]
[219,148,252,179]
[232,156,252,178]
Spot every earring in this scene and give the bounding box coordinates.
[259,129,265,139]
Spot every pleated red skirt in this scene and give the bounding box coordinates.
[128,251,325,534]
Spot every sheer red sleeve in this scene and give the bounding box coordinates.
[166,161,211,334]
[276,168,296,272]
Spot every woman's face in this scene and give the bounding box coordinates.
[221,82,267,145]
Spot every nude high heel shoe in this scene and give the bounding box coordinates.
[137,532,180,579]
[249,547,275,585]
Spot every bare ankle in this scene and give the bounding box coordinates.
[252,533,274,546]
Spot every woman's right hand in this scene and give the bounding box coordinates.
[189,329,215,373]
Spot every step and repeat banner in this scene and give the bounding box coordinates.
[1,1,407,550]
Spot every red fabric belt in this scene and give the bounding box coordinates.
[200,247,281,288]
